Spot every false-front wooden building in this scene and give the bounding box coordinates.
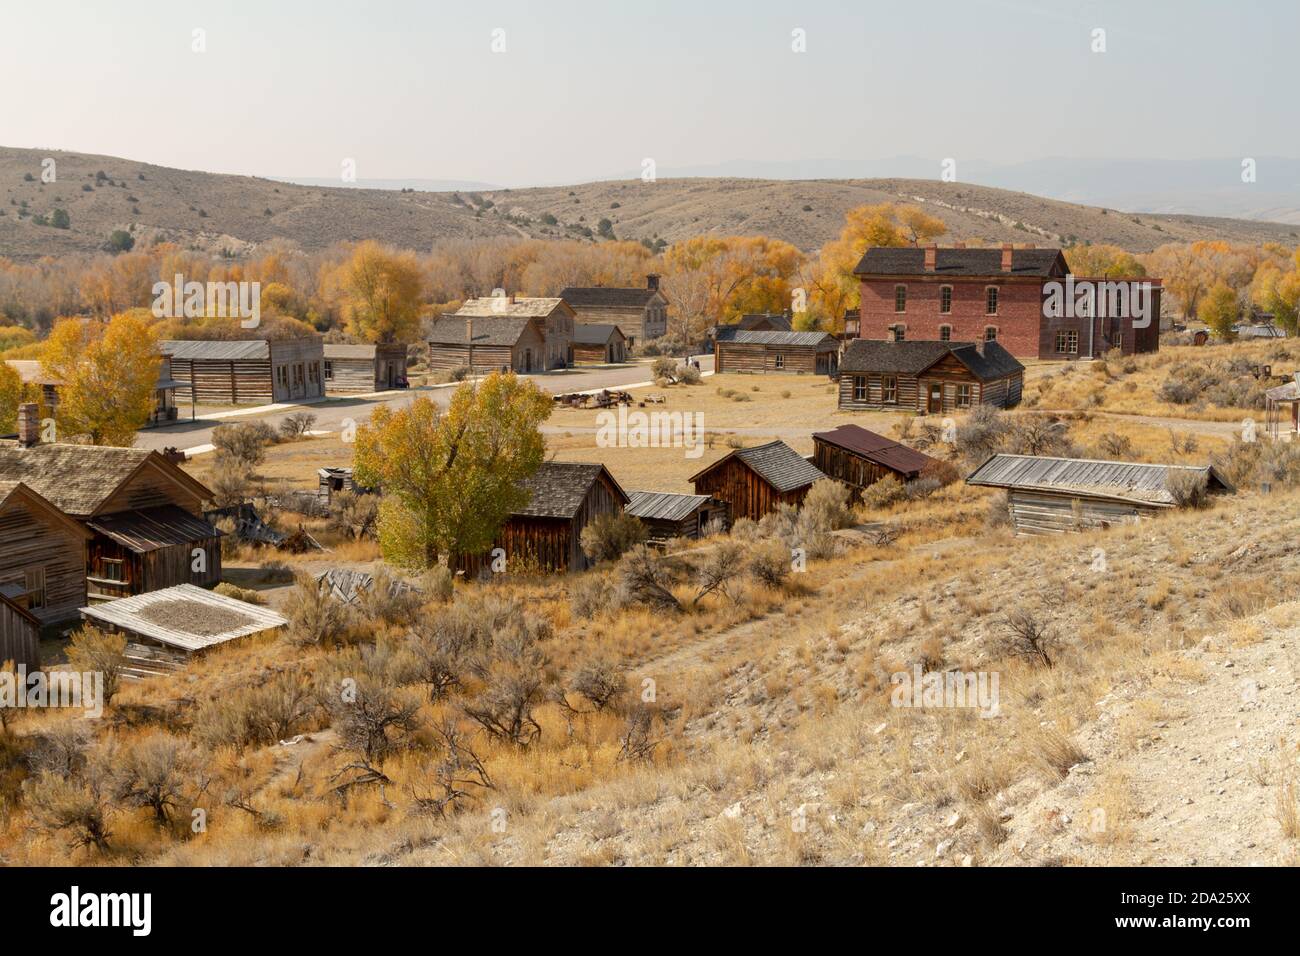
[0,478,91,643]
[572,324,628,364]
[625,491,727,543]
[0,406,221,601]
[559,275,669,348]
[690,440,826,522]
[965,454,1233,536]
[488,461,629,573]
[838,339,1024,413]
[713,328,840,375]
[162,338,325,405]
[811,425,938,497]
[323,343,408,393]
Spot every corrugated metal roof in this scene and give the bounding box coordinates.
[812,425,936,478]
[80,583,287,653]
[625,490,713,522]
[86,505,221,553]
[714,328,837,348]
[161,339,271,360]
[965,454,1233,506]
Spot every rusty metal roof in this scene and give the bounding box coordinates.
[812,425,936,479]
[86,504,221,553]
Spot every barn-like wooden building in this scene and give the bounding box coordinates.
[714,328,840,375]
[162,338,325,405]
[323,343,408,393]
[811,425,938,498]
[690,440,826,521]
[572,324,628,364]
[559,275,669,348]
[966,454,1233,535]
[427,316,550,375]
[838,340,1023,413]
[625,491,727,543]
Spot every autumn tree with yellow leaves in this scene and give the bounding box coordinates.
[0,361,23,434]
[40,312,160,445]
[320,241,425,344]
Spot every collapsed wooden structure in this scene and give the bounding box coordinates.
[80,583,287,654]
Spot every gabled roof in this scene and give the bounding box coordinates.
[714,328,837,348]
[840,339,1024,380]
[426,315,535,346]
[853,246,1069,278]
[0,442,214,518]
[560,287,660,310]
[7,359,181,390]
[515,461,629,519]
[625,490,714,523]
[86,504,222,553]
[965,454,1234,506]
[573,323,625,345]
[737,313,793,332]
[160,339,273,360]
[811,425,936,479]
[0,479,93,540]
[691,440,826,494]
[453,296,569,318]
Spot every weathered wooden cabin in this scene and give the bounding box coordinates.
[714,328,840,375]
[0,407,221,600]
[965,453,1234,536]
[572,324,628,364]
[6,357,182,426]
[560,275,669,348]
[625,491,727,543]
[323,343,408,393]
[439,296,575,370]
[317,466,373,503]
[427,316,550,374]
[0,589,41,670]
[838,339,1023,413]
[690,440,827,522]
[811,425,939,497]
[0,478,91,636]
[486,461,629,573]
[162,338,325,405]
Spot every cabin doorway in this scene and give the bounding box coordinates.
[927,382,942,413]
[523,348,533,372]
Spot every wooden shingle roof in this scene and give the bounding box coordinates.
[572,324,625,345]
[560,287,659,310]
[427,315,534,346]
[453,296,568,318]
[853,247,1069,278]
[692,440,825,494]
[965,454,1233,506]
[514,461,628,519]
[840,340,1023,381]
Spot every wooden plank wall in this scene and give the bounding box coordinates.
[716,343,827,374]
[693,459,804,521]
[97,465,204,517]
[0,602,39,669]
[0,502,86,625]
[170,358,274,405]
[811,441,899,492]
[325,358,377,393]
[1006,490,1153,536]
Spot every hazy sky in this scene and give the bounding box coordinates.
[3,0,1293,186]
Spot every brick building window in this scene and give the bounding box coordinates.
[882,375,897,404]
[1055,330,1079,354]
[984,326,998,342]
[940,286,953,314]
[853,376,867,402]
[985,286,999,315]
[891,324,905,342]
[956,384,972,408]
[938,324,952,342]
[894,285,907,313]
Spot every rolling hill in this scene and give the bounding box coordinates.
[2,145,1297,263]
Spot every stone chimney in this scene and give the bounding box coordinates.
[466,317,474,342]
[17,402,39,447]
[1000,243,1014,273]
[923,244,937,271]
[647,273,660,291]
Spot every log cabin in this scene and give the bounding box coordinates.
[714,328,840,375]
[965,453,1233,536]
[690,440,826,521]
[0,478,91,644]
[838,339,1024,413]
[559,275,669,348]
[6,357,183,426]
[625,491,727,543]
[571,324,628,364]
[487,461,630,573]
[0,589,41,670]
[323,343,408,393]
[442,296,575,370]
[0,405,221,601]
[811,425,939,498]
[162,338,325,405]
[426,315,551,375]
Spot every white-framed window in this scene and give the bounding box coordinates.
[940,286,953,314]
[1055,330,1079,354]
[938,324,952,342]
[891,324,905,342]
[894,285,907,313]
[984,326,998,342]
[324,360,334,380]
[985,286,999,315]
[853,376,867,402]
[956,384,973,408]
[774,353,785,369]
[882,375,898,404]
[1113,332,1124,351]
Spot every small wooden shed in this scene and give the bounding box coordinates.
[690,440,826,522]
[811,425,938,497]
[572,324,628,364]
[323,343,408,393]
[0,589,40,670]
[162,338,325,404]
[965,453,1234,536]
[713,328,840,375]
[85,505,223,600]
[625,491,727,542]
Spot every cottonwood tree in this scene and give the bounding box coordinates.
[1200,281,1241,339]
[320,240,425,344]
[0,362,23,434]
[353,375,552,569]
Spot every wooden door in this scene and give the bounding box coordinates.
[927,382,942,413]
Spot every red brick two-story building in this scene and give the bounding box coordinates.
[851,244,1160,360]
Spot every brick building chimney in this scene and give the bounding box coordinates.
[646,274,660,291]
[17,402,39,447]
[923,244,937,272]
[1000,243,1014,273]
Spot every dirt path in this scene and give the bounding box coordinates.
[1037,408,1247,438]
